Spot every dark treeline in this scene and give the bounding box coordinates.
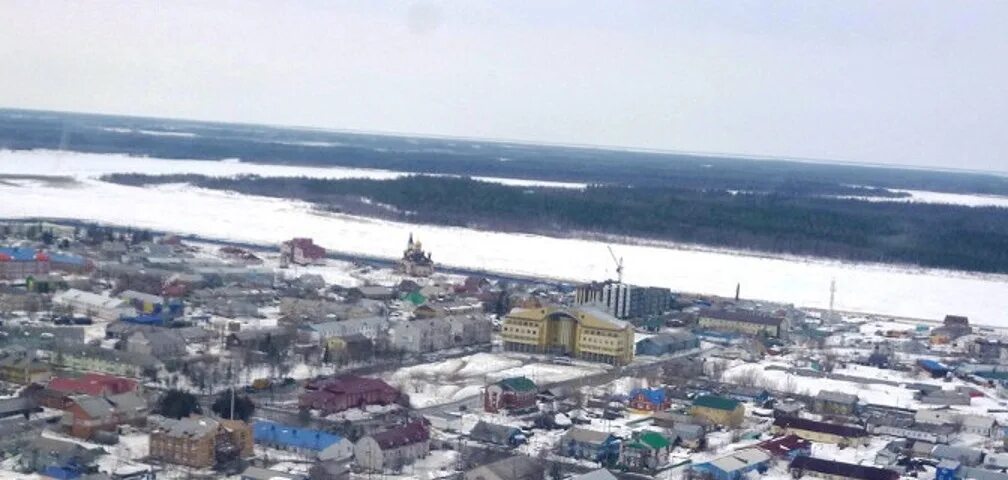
[104,173,1008,274]
[6,108,1008,195]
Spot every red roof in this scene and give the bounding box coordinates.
[758,434,812,457]
[371,421,429,449]
[0,253,9,262]
[35,252,50,261]
[308,375,397,395]
[48,373,138,396]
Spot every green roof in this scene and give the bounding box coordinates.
[638,431,670,449]
[403,291,427,306]
[498,376,537,392]
[692,394,740,411]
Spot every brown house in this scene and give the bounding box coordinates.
[63,392,148,439]
[149,415,253,468]
[299,375,400,414]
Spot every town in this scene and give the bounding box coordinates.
[2,220,1008,480]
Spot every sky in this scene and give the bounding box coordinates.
[1,1,1006,172]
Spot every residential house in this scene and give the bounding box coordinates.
[671,422,706,450]
[281,238,326,266]
[241,466,307,480]
[788,456,899,480]
[772,417,868,447]
[126,329,186,358]
[915,408,961,427]
[352,285,396,301]
[961,414,998,437]
[325,334,375,364]
[635,331,699,356]
[691,448,772,480]
[627,387,671,412]
[465,455,544,480]
[119,290,164,314]
[0,350,51,384]
[149,415,253,468]
[54,345,163,379]
[63,391,148,439]
[300,375,400,414]
[932,445,984,467]
[18,436,103,477]
[691,395,744,427]
[619,431,672,471]
[930,315,972,344]
[813,390,858,416]
[561,427,620,463]
[483,377,538,414]
[389,317,452,353]
[697,309,787,338]
[446,314,493,348]
[653,410,711,430]
[353,421,430,473]
[252,421,353,461]
[469,421,526,448]
[303,317,389,343]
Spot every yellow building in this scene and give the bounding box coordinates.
[690,395,745,427]
[697,309,786,338]
[501,306,634,365]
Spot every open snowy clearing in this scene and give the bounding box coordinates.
[4,150,1008,325]
[838,188,1008,208]
[0,149,587,188]
[385,352,605,408]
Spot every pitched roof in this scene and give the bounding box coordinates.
[692,395,740,411]
[498,376,537,392]
[253,421,343,452]
[563,427,613,445]
[469,421,520,444]
[816,390,859,404]
[630,387,666,406]
[708,448,771,473]
[48,373,137,396]
[472,455,544,480]
[789,456,898,480]
[369,421,428,450]
[773,416,867,438]
[758,435,811,457]
[638,431,670,449]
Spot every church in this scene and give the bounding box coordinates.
[396,234,434,277]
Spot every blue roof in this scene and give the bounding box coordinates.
[918,359,949,373]
[629,387,666,406]
[0,246,40,261]
[253,421,343,451]
[49,253,86,265]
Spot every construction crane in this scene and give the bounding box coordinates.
[607,245,624,284]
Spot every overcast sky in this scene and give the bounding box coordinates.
[1,1,1006,172]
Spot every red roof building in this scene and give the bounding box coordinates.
[43,373,138,408]
[281,238,326,266]
[300,375,399,414]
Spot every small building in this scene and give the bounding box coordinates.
[469,421,526,448]
[772,416,868,447]
[484,376,538,414]
[757,435,811,460]
[813,390,858,415]
[464,455,544,480]
[692,449,771,480]
[789,456,899,480]
[619,431,672,472]
[690,395,744,427]
[561,427,620,463]
[932,445,984,467]
[671,422,706,450]
[627,387,670,412]
[53,288,134,322]
[281,238,326,266]
[126,329,186,358]
[63,391,148,439]
[697,308,787,338]
[635,331,699,356]
[18,436,102,477]
[0,350,52,384]
[252,421,352,461]
[961,414,998,437]
[353,421,429,473]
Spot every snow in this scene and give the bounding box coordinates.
[4,149,1008,326]
[838,189,1008,209]
[385,352,605,408]
[0,149,586,188]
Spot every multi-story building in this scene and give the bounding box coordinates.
[53,345,163,379]
[63,391,148,439]
[574,281,673,319]
[0,350,51,384]
[501,305,634,365]
[42,373,139,409]
[483,377,537,413]
[280,238,326,267]
[0,246,51,280]
[299,375,400,414]
[697,308,788,338]
[149,415,253,468]
[353,421,429,472]
[813,390,859,416]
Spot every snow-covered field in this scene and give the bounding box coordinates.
[838,188,1008,208]
[0,149,586,189]
[4,150,1008,326]
[385,352,605,408]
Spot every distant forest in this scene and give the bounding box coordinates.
[104,173,1008,274]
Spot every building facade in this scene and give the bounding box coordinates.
[574,281,672,319]
[697,309,787,338]
[501,306,634,365]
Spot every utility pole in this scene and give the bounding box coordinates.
[829,278,837,313]
[230,385,235,420]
